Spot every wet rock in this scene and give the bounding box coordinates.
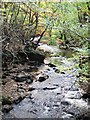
[38,75,49,82]
[46,68,50,71]
[3,72,10,76]
[61,101,71,105]
[2,79,8,85]
[61,112,74,119]
[17,88,25,93]
[54,68,60,73]
[76,112,90,120]
[48,63,56,67]
[24,66,38,72]
[2,74,6,79]
[2,96,12,105]
[26,79,33,84]
[43,87,57,90]
[28,87,35,91]
[53,104,59,107]
[17,49,45,64]
[26,50,45,63]
[80,82,90,95]
[53,84,59,87]
[61,71,66,74]
[2,105,13,113]
[28,94,33,99]
[65,91,82,99]
[38,77,46,82]
[57,93,61,95]
[14,96,25,104]
[70,86,79,91]
[82,93,90,99]
[14,74,33,82]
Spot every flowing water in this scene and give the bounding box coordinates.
[2,46,90,119]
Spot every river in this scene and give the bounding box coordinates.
[2,45,90,119]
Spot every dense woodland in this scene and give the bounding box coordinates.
[1,1,90,81]
[1,1,90,119]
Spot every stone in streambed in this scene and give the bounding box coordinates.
[26,49,45,63]
[82,93,90,99]
[14,74,33,82]
[38,74,49,82]
[48,63,56,67]
[54,68,60,73]
[28,87,35,91]
[2,105,13,113]
[26,79,33,84]
[38,77,46,82]
[14,96,25,104]
[61,71,66,74]
[61,101,71,105]
[17,49,45,64]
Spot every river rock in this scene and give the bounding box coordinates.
[2,105,13,113]
[37,74,49,82]
[2,79,8,85]
[14,96,25,104]
[54,68,60,73]
[26,50,45,63]
[61,71,66,74]
[26,79,33,84]
[28,87,35,91]
[48,63,56,67]
[38,76,47,82]
[61,101,71,105]
[17,49,45,64]
[82,93,90,99]
[14,74,33,82]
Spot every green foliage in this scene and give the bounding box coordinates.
[48,35,56,45]
[2,1,89,82]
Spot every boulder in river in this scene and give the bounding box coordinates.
[26,49,45,63]
[17,49,45,64]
